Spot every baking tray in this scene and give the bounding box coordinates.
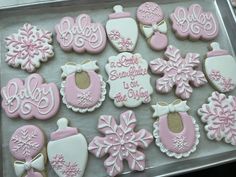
[1,0,236,177]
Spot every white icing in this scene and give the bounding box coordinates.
[142,20,167,38]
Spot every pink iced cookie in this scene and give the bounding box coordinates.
[1,73,60,120]
[170,4,219,40]
[198,92,236,146]
[88,110,153,177]
[149,45,207,99]
[5,23,54,72]
[152,100,200,158]
[60,61,106,113]
[55,14,107,53]
[137,2,168,50]
[9,125,46,177]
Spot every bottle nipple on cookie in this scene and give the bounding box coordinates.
[207,42,228,57]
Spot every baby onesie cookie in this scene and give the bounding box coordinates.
[137,2,168,51]
[198,92,236,146]
[1,73,60,120]
[48,118,88,177]
[9,125,47,177]
[170,4,219,40]
[55,14,106,53]
[152,100,200,158]
[149,45,207,99]
[106,5,138,52]
[60,60,106,113]
[105,52,153,107]
[5,23,54,72]
[204,42,236,92]
[88,110,153,177]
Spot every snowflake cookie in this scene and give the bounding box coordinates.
[88,110,153,177]
[198,92,236,146]
[152,100,200,158]
[149,45,207,99]
[48,118,88,177]
[60,60,106,113]
[5,23,54,72]
[9,125,46,177]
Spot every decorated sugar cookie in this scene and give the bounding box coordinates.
[137,2,168,51]
[170,4,219,40]
[204,42,236,92]
[106,5,138,52]
[48,118,88,177]
[5,23,54,72]
[149,45,207,99]
[198,92,236,146]
[88,110,153,177]
[105,52,153,107]
[1,73,60,120]
[152,100,200,158]
[9,125,46,177]
[60,60,106,113]
[55,14,107,53]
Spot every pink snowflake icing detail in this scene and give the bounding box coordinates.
[5,23,53,72]
[198,92,236,146]
[220,77,235,92]
[108,30,120,40]
[118,38,133,51]
[88,110,153,177]
[149,45,207,99]
[209,70,221,81]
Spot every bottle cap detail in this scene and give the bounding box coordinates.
[207,42,229,58]
[109,5,131,19]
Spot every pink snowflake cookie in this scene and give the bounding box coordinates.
[198,92,236,146]
[5,23,54,72]
[149,45,207,99]
[170,4,219,40]
[88,110,153,177]
[9,125,46,177]
[55,14,107,54]
[1,73,60,120]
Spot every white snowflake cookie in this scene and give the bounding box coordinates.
[152,100,200,158]
[198,91,236,146]
[5,23,54,72]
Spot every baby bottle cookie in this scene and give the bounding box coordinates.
[9,125,47,177]
[47,118,88,177]
[60,60,106,113]
[204,42,236,92]
[152,100,200,158]
[137,2,168,51]
[106,5,138,52]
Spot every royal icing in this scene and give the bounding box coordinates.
[1,73,60,120]
[204,42,236,92]
[106,5,138,52]
[198,92,236,146]
[9,125,46,177]
[170,4,219,40]
[60,61,106,113]
[137,2,168,50]
[152,100,200,158]
[149,45,207,99]
[5,23,54,72]
[48,118,88,177]
[55,14,106,53]
[88,110,153,177]
[105,52,153,107]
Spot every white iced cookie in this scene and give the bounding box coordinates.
[105,52,153,107]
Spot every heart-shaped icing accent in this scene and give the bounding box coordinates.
[150,32,168,51]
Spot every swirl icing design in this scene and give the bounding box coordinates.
[1,73,60,120]
[170,4,218,40]
[55,14,106,53]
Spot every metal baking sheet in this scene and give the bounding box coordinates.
[1,0,236,177]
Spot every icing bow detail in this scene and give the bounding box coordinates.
[142,20,167,38]
[14,153,45,177]
[152,100,189,117]
[61,61,99,78]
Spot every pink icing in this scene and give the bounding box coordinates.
[63,71,101,109]
[1,73,60,120]
[50,127,78,141]
[170,4,219,40]
[109,11,130,19]
[55,14,106,53]
[150,32,168,50]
